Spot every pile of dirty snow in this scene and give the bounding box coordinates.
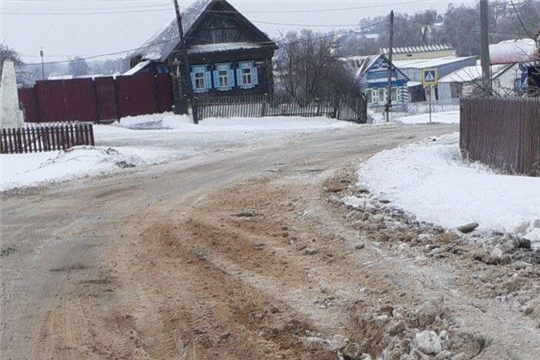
[353,133,540,247]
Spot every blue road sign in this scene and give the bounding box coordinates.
[422,68,438,85]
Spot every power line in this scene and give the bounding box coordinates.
[394,16,533,37]
[1,0,431,15]
[23,20,386,66]
[1,8,172,15]
[3,0,430,15]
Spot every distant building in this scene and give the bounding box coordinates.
[438,63,522,99]
[380,44,455,61]
[438,39,540,100]
[393,56,477,102]
[489,38,538,65]
[342,54,409,109]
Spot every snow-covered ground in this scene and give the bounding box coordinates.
[395,110,460,124]
[0,114,351,191]
[2,110,538,248]
[350,112,540,248]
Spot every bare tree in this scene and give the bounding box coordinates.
[68,56,90,77]
[274,30,358,105]
[0,42,24,76]
[0,42,32,86]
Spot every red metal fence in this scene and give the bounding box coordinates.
[460,97,540,176]
[18,73,174,123]
[1,123,95,154]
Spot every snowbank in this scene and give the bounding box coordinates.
[115,112,350,132]
[396,110,459,124]
[0,146,177,191]
[356,133,540,247]
[1,114,352,191]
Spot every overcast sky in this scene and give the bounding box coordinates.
[1,0,478,64]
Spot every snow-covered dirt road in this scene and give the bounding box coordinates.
[2,122,540,359]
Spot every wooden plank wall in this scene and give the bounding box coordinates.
[460,97,540,176]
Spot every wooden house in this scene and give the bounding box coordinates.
[342,54,409,109]
[127,0,277,111]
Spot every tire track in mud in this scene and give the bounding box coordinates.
[107,217,339,359]
[92,177,418,359]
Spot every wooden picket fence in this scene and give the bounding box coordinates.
[0,122,95,154]
[192,93,367,123]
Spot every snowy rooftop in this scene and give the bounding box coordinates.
[128,0,214,62]
[490,38,538,65]
[439,64,511,83]
[47,74,74,80]
[188,42,262,54]
[393,56,477,70]
[123,60,151,76]
[341,55,382,80]
[381,44,453,55]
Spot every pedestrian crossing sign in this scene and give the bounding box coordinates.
[422,68,438,85]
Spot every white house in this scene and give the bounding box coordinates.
[438,39,539,100]
[438,63,520,99]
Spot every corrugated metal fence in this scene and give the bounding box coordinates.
[18,73,173,123]
[0,123,94,154]
[460,97,540,176]
[193,94,367,123]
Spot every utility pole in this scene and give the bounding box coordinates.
[385,10,394,122]
[173,0,197,123]
[480,0,491,96]
[40,48,45,80]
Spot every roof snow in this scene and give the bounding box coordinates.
[439,64,512,83]
[489,38,538,65]
[128,0,214,62]
[380,44,453,55]
[188,42,262,54]
[393,56,477,70]
[341,55,382,80]
[123,60,151,75]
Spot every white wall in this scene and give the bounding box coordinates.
[0,60,25,129]
[492,64,521,97]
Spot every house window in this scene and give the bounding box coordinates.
[191,65,212,93]
[242,68,252,85]
[237,61,259,89]
[195,73,205,89]
[371,89,379,104]
[379,88,385,102]
[219,70,229,87]
[213,63,234,91]
[391,88,397,101]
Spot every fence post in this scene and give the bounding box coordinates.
[261,93,267,117]
[0,129,5,154]
[191,97,199,124]
[88,124,95,146]
[332,96,339,119]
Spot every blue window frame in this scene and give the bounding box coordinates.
[236,61,259,89]
[213,63,235,91]
[190,65,212,93]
